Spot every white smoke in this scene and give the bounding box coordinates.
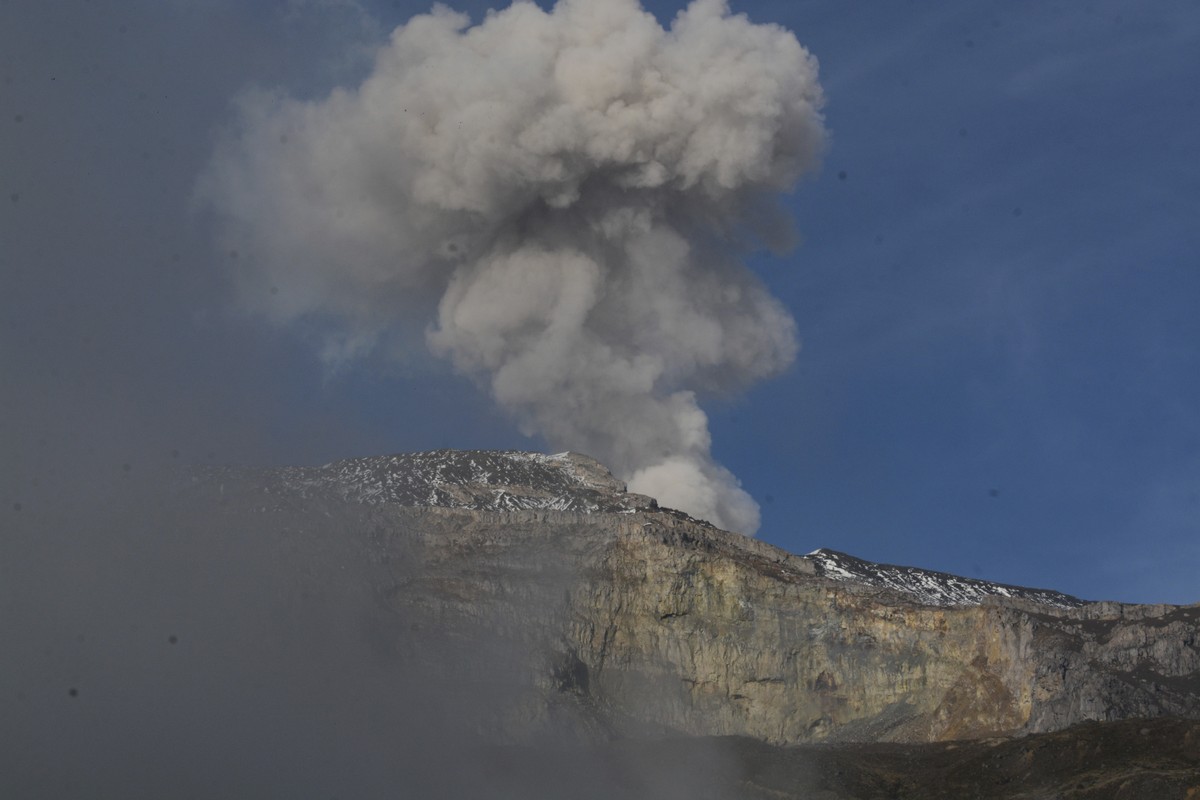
[199,0,825,533]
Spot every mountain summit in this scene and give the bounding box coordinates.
[18,447,1191,797]
[195,448,1200,747]
[238,449,652,514]
[218,448,1083,609]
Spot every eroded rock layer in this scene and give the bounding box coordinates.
[196,449,1200,745]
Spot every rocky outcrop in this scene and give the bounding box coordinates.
[602,522,1199,742]
[198,449,1200,745]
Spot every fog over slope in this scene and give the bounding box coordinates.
[199,0,826,534]
[3,473,750,799]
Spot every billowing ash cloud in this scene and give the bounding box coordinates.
[199,0,824,533]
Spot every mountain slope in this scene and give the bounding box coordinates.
[804,548,1085,609]
[11,448,1198,799]
[211,449,1090,609]
[193,448,1200,746]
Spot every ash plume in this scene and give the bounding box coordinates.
[199,0,825,533]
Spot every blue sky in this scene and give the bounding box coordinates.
[722,0,1200,603]
[3,0,1197,603]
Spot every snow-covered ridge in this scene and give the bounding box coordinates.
[804,548,1085,609]
[216,449,657,515]
[200,449,1083,609]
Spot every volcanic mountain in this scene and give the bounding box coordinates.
[17,448,1194,798]
[197,449,1200,746]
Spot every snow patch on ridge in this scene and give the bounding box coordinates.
[215,449,654,515]
[804,548,1084,609]
[198,449,1084,609]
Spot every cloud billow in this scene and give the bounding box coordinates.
[199,0,825,533]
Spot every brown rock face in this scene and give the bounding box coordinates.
[205,450,1200,746]
[390,507,1200,745]
[12,449,1196,799]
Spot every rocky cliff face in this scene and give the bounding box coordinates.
[198,449,1200,745]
